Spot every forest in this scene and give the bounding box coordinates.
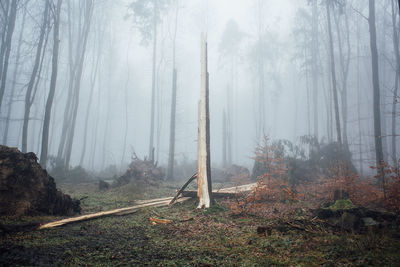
[1,0,400,266]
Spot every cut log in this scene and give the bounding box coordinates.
[169,172,197,205]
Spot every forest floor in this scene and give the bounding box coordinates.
[1,180,400,266]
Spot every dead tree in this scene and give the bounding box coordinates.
[197,34,212,208]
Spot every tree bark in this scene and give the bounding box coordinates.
[368,0,385,198]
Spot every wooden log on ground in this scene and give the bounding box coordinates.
[181,190,238,198]
[39,197,190,229]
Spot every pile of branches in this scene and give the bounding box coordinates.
[113,154,165,187]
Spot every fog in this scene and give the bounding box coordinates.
[0,0,398,178]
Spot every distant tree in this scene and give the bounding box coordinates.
[127,0,170,162]
[22,0,50,152]
[325,0,342,146]
[0,0,18,111]
[219,19,244,166]
[391,0,400,167]
[368,0,385,197]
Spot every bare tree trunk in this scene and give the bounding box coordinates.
[391,0,400,167]
[356,16,364,177]
[167,1,179,180]
[148,0,158,161]
[40,0,62,168]
[64,0,93,168]
[326,2,342,146]
[167,68,177,179]
[80,28,101,167]
[311,0,319,139]
[222,110,227,168]
[3,7,26,145]
[22,0,49,152]
[197,34,212,209]
[369,0,385,198]
[0,0,17,110]
[334,8,350,149]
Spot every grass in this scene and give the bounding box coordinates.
[1,181,399,266]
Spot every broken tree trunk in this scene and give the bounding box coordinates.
[197,33,212,209]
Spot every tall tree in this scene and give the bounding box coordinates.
[128,0,169,161]
[326,0,342,146]
[22,0,50,152]
[368,0,385,197]
[167,0,179,180]
[391,0,400,166]
[0,0,18,110]
[40,0,63,168]
[2,6,26,145]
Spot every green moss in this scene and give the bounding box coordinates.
[326,199,356,211]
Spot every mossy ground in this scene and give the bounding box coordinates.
[1,181,399,266]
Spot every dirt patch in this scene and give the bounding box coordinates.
[0,145,80,216]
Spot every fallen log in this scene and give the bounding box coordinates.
[39,197,190,229]
[181,190,238,198]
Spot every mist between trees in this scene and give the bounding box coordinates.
[0,0,399,182]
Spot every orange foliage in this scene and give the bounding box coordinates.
[230,137,400,216]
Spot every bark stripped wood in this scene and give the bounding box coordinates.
[39,197,190,229]
[197,33,212,209]
[169,172,197,205]
[149,217,173,224]
[181,183,257,198]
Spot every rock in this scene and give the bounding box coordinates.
[0,145,80,216]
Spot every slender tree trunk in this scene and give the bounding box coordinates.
[311,0,318,139]
[334,9,350,149]
[148,0,158,161]
[64,1,93,168]
[222,110,227,168]
[369,0,385,198]
[0,0,17,110]
[3,7,26,145]
[80,35,100,166]
[40,0,62,168]
[22,0,49,152]
[356,16,364,177]
[391,0,400,167]
[167,1,179,179]
[326,2,342,146]
[167,69,177,179]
